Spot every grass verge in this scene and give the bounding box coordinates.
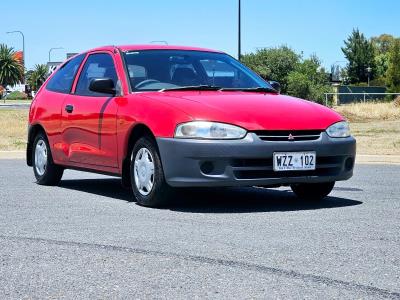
[350,120,400,155]
[333,102,400,155]
[334,101,400,122]
[0,110,28,151]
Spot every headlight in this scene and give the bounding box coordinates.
[175,121,247,139]
[326,121,351,138]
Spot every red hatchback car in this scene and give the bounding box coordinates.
[27,45,356,207]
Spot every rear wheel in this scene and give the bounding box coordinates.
[130,136,172,207]
[32,132,64,185]
[291,182,335,201]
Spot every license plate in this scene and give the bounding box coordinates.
[273,152,316,171]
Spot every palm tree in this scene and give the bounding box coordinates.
[0,44,23,93]
[27,64,49,91]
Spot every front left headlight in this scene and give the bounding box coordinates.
[326,121,351,138]
[175,121,247,139]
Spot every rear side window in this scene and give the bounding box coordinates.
[46,54,85,94]
[75,53,118,97]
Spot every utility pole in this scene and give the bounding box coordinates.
[238,0,241,61]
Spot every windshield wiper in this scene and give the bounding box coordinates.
[219,87,277,93]
[160,85,222,92]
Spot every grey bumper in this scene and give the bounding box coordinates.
[156,133,356,187]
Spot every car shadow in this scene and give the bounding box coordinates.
[59,178,132,202]
[58,178,362,213]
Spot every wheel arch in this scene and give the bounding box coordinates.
[121,123,157,187]
[26,123,46,166]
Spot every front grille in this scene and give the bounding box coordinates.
[253,130,322,141]
[231,156,345,180]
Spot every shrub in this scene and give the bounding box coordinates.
[6,91,28,100]
[242,48,331,106]
[369,77,386,86]
[286,72,310,100]
[241,46,300,93]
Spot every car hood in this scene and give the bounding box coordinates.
[140,91,344,131]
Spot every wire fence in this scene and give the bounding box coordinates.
[324,92,400,106]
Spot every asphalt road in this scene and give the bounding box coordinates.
[0,160,399,299]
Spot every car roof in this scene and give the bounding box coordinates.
[87,44,223,53]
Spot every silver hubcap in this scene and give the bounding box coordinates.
[34,139,47,176]
[134,148,155,196]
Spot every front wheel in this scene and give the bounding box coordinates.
[291,182,335,201]
[32,132,64,185]
[130,136,172,207]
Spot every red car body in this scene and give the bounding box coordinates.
[27,45,356,206]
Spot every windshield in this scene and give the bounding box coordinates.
[123,50,272,92]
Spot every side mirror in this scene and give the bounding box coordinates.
[89,78,116,95]
[269,81,281,93]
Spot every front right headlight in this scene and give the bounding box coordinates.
[326,121,351,138]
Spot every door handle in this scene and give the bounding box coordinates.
[65,104,74,113]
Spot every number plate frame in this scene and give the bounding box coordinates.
[273,152,316,171]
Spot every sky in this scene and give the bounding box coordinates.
[1,0,399,70]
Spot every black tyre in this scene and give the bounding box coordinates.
[32,132,64,185]
[130,136,172,207]
[291,182,335,201]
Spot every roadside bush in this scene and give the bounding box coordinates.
[241,46,300,93]
[309,84,332,105]
[242,48,332,105]
[5,91,28,100]
[287,72,332,105]
[369,77,386,86]
[286,56,332,105]
[286,72,310,100]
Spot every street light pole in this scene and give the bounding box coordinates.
[6,30,25,83]
[238,0,241,61]
[48,47,64,63]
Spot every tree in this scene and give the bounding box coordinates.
[371,34,395,84]
[0,44,23,91]
[286,72,310,100]
[342,29,376,83]
[374,53,389,80]
[241,46,300,93]
[386,39,400,92]
[287,55,331,104]
[371,34,395,55]
[27,64,49,91]
[242,47,331,104]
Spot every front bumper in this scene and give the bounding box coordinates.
[156,133,356,187]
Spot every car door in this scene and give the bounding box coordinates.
[61,52,119,168]
[41,54,86,164]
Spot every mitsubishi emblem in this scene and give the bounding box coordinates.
[288,134,295,141]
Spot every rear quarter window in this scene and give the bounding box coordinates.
[46,54,85,94]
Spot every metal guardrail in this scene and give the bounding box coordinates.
[324,92,400,106]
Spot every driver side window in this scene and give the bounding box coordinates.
[75,53,118,97]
